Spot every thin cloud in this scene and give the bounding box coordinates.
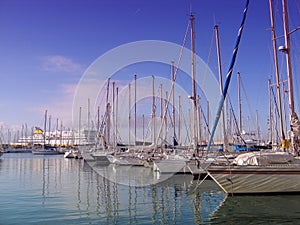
[27,83,78,129]
[41,55,85,74]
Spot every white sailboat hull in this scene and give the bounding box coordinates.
[208,165,300,194]
[153,159,188,174]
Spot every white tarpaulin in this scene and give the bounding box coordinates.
[233,152,294,166]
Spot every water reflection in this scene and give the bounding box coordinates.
[211,195,300,224]
[0,154,227,224]
[86,161,226,224]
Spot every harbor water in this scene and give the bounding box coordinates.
[1,153,300,224]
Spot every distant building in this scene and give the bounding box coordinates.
[14,128,97,147]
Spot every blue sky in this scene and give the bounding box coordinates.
[0,0,299,140]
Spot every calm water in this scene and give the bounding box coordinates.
[1,154,300,225]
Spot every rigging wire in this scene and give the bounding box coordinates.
[227,95,247,145]
[154,17,190,145]
[270,85,281,142]
[240,75,256,129]
[201,27,216,88]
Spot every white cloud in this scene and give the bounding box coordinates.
[41,55,85,74]
[28,83,77,129]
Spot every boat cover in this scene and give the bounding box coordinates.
[233,152,294,166]
[291,112,300,137]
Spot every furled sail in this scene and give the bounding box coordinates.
[291,112,300,137]
[205,0,250,154]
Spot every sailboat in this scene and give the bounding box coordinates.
[205,0,300,194]
[152,12,200,174]
[82,89,113,164]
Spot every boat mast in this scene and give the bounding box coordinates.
[87,98,90,145]
[55,118,58,146]
[78,107,81,145]
[281,0,297,154]
[112,82,115,147]
[198,95,202,145]
[178,95,181,146]
[134,74,137,145]
[60,120,63,147]
[97,106,100,134]
[282,0,295,116]
[116,87,119,146]
[205,0,249,154]
[256,110,260,144]
[190,13,198,152]
[142,114,145,143]
[269,0,286,145]
[152,75,156,146]
[268,79,273,144]
[44,109,47,147]
[48,115,51,145]
[207,100,210,142]
[160,83,163,128]
[215,24,228,150]
[128,83,131,145]
[165,91,168,143]
[105,78,110,144]
[237,72,242,139]
[172,61,176,143]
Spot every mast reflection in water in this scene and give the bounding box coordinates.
[0,153,226,224]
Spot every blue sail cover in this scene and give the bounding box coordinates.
[206,0,250,154]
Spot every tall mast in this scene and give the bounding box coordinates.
[165,91,168,142]
[160,83,164,142]
[160,84,163,121]
[171,61,176,142]
[256,110,260,143]
[78,107,81,145]
[197,95,202,144]
[282,0,295,116]
[104,78,110,143]
[97,106,100,135]
[116,87,119,146]
[60,120,63,147]
[106,102,111,146]
[55,118,58,146]
[134,74,137,145]
[205,0,249,154]
[238,72,242,136]
[44,109,47,146]
[207,100,210,142]
[142,114,145,143]
[48,115,51,144]
[215,24,228,150]
[87,98,90,144]
[178,95,181,146]
[152,75,156,145]
[112,82,115,147]
[281,0,298,154]
[128,83,131,145]
[190,13,198,151]
[268,79,273,144]
[269,0,285,142]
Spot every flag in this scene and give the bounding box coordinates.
[34,127,43,134]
